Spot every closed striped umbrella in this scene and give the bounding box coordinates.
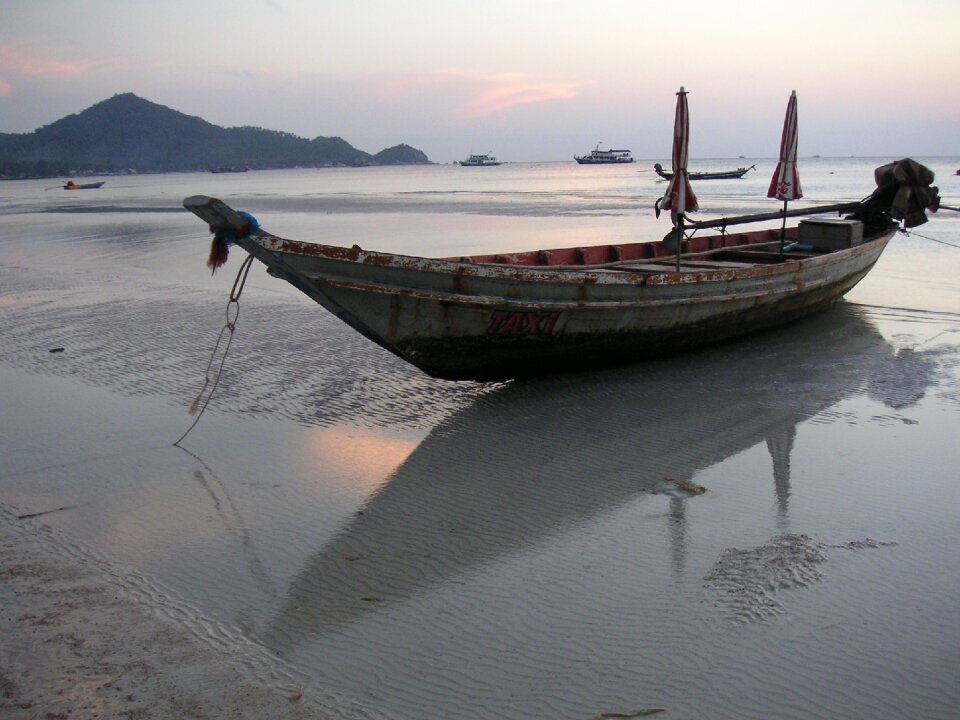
[660,86,699,216]
[768,90,802,201]
[769,91,802,254]
[658,87,698,271]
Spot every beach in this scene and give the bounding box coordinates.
[2,161,959,719]
[1,503,351,719]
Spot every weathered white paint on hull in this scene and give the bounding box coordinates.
[240,230,892,380]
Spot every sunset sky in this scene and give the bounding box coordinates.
[2,0,958,162]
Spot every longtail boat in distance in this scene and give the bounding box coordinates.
[654,163,755,180]
[63,180,105,189]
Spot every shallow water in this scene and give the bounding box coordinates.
[2,160,959,719]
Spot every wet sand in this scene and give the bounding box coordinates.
[1,503,366,720]
[2,166,959,719]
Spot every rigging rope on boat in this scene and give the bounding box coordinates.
[173,253,255,447]
[898,227,960,250]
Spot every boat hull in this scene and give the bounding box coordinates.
[234,230,892,381]
[393,268,875,379]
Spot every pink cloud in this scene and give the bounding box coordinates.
[0,47,86,79]
[458,74,578,119]
[0,79,11,96]
[373,70,579,120]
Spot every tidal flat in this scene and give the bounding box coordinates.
[2,162,959,719]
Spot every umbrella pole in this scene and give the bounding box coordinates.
[675,216,684,272]
[779,200,788,257]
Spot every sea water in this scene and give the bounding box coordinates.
[1,159,959,719]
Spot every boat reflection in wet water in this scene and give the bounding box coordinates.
[262,303,939,650]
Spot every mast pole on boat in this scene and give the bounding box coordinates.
[779,200,788,256]
[685,200,863,231]
[675,216,684,272]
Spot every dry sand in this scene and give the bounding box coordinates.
[0,504,382,720]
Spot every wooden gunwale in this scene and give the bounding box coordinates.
[256,233,856,279]
[201,193,873,279]
[249,229,890,293]
[249,231,891,306]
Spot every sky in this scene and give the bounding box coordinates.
[1,0,958,163]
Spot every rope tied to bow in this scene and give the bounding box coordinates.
[173,253,255,446]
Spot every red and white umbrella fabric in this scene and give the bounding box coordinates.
[768,90,802,201]
[659,86,699,216]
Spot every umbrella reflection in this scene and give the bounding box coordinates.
[766,423,797,529]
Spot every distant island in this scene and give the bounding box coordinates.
[0,93,431,178]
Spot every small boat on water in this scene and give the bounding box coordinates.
[654,163,755,180]
[575,144,634,164]
[63,180,105,189]
[183,158,940,381]
[459,153,501,166]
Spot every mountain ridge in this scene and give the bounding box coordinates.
[0,93,430,177]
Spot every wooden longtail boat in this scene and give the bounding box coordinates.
[64,180,105,189]
[654,162,755,180]
[183,159,939,381]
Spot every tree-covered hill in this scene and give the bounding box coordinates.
[0,93,431,178]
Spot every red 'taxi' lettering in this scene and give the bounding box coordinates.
[486,310,561,336]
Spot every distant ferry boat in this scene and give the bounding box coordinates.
[459,153,501,166]
[575,144,634,164]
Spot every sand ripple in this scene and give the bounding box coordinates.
[705,534,899,622]
[1,502,396,719]
[0,264,495,431]
[705,534,828,621]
